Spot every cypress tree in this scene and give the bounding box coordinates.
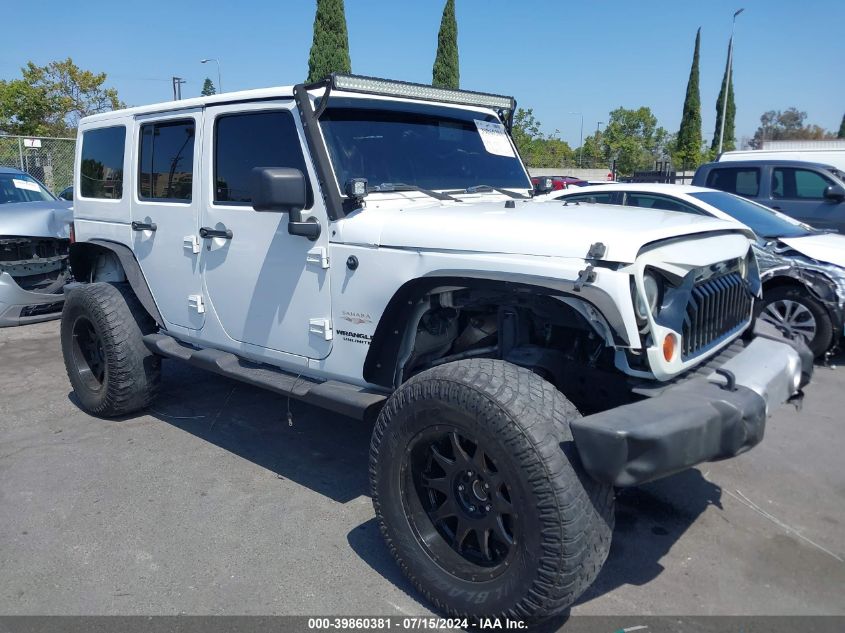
[432,0,459,89]
[838,113,845,139]
[307,0,352,83]
[201,78,216,96]
[711,42,736,153]
[676,28,703,168]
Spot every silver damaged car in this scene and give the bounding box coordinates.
[0,167,73,326]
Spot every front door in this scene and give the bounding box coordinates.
[131,110,204,330]
[199,101,332,359]
[770,166,845,232]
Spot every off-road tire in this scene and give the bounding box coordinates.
[761,285,834,358]
[369,359,614,623]
[61,282,160,417]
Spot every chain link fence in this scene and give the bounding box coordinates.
[0,135,76,195]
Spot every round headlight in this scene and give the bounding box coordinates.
[634,272,661,322]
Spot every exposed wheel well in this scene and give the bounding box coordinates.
[363,277,629,412]
[69,240,164,328]
[762,275,809,295]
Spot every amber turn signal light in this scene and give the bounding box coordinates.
[662,333,677,362]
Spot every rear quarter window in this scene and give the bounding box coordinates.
[705,167,760,197]
[80,126,126,199]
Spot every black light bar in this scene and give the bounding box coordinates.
[324,73,516,114]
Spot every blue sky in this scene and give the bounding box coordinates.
[2,0,842,147]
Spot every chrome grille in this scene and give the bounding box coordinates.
[682,272,752,359]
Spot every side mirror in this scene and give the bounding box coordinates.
[251,167,320,240]
[823,184,845,201]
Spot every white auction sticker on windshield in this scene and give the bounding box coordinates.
[474,120,515,157]
[12,178,40,192]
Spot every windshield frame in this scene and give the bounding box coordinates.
[690,190,813,239]
[0,171,57,205]
[316,95,533,197]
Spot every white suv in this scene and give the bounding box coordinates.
[63,74,812,624]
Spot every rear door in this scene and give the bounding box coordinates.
[702,166,762,201]
[769,166,845,232]
[131,111,204,330]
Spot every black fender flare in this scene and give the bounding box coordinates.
[69,240,165,328]
[363,275,631,389]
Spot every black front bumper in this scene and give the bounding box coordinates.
[570,323,813,487]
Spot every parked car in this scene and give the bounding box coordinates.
[718,147,845,173]
[0,167,73,326]
[540,183,845,357]
[530,175,587,191]
[64,74,810,623]
[693,160,845,234]
[57,186,73,201]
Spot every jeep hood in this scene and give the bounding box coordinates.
[343,198,750,263]
[0,201,73,239]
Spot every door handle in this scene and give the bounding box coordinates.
[132,221,157,232]
[771,206,781,210]
[200,226,233,240]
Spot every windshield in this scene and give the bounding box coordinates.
[0,172,56,204]
[690,190,812,239]
[319,99,532,192]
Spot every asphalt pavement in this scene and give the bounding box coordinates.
[1,321,843,621]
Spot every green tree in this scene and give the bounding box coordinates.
[511,108,573,168]
[838,113,845,139]
[201,78,216,96]
[675,28,703,169]
[750,108,835,148]
[0,58,122,136]
[0,80,53,136]
[432,0,459,89]
[711,40,736,154]
[573,133,606,167]
[307,0,352,83]
[602,107,668,176]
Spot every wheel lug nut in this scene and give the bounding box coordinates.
[457,484,464,491]
[483,482,490,490]
[467,470,474,477]
[485,504,492,512]
[469,505,476,512]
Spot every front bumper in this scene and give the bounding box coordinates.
[571,322,813,487]
[0,272,66,327]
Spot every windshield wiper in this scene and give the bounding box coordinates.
[452,184,530,199]
[370,182,459,202]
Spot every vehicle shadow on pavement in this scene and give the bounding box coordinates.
[575,468,722,606]
[110,360,375,504]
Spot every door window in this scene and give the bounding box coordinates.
[80,126,125,199]
[138,120,195,201]
[624,193,702,214]
[705,167,760,197]
[772,167,832,200]
[557,192,618,205]
[213,110,312,207]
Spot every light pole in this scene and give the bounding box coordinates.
[596,121,604,135]
[717,8,744,155]
[201,58,222,93]
[568,112,584,167]
[171,76,186,100]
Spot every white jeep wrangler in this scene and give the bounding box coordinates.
[64,74,812,623]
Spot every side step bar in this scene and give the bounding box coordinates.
[142,333,387,421]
